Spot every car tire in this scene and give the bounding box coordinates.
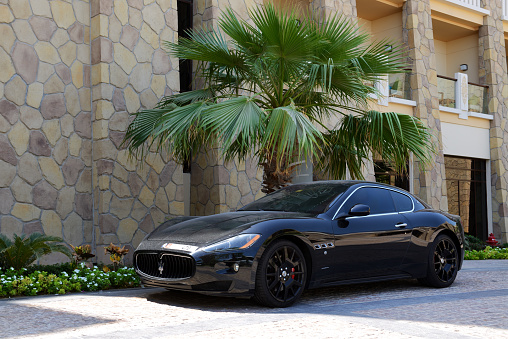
[418,234,459,288]
[254,239,307,308]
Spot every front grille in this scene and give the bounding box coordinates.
[135,252,195,280]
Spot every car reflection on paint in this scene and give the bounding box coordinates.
[134,181,464,307]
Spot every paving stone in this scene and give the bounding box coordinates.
[33,180,58,209]
[0,188,14,214]
[55,63,72,84]
[75,112,92,138]
[0,216,22,239]
[23,220,44,235]
[26,83,44,108]
[10,0,31,19]
[42,119,61,146]
[29,16,57,41]
[8,122,29,156]
[99,214,119,233]
[53,138,68,165]
[0,134,17,166]
[0,41,15,83]
[56,186,75,218]
[41,93,66,119]
[41,210,62,237]
[35,41,60,64]
[39,157,65,189]
[50,0,76,29]
[28,130,51,156]
[12,42,38,83]
[11,203,41,222]
[44,74,65,94]
[5,76,27,106]
[120,25,140,51]
[63,212,83,245]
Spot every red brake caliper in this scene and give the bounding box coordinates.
[291,267,295,279]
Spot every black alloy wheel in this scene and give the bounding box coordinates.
[419,234,458,288]
[255,240,306,307]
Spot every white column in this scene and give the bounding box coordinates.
[455,72,468,119]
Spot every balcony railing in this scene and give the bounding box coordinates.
[468,82,488,114]
[437,75,457,108]
[504,0,508,19]
[456,0,481,8]
[388,72,411,100]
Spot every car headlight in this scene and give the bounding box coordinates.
[202,234,261,252]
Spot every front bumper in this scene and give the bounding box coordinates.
[134,249,257,297]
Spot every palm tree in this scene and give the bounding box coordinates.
[124,3,434,193]
[0,233,72,271]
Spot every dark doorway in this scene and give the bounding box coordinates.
[178,0,193,93]
[374,160,410,192]
[444,156,488,240]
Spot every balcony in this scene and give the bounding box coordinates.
[388,72,411,101]
[437,72,491,119]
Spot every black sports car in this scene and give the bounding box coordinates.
[134,181,464,307]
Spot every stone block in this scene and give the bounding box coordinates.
[71,60,84,88]
[60,114,74,137]
[13,19,37,45]
[42,119,61,146]
[8,122,29,156]
[142,3,165,33]
[150,206,165,225]
[146,170,159,191]
[68,133,82,156]
[0,188,14,213]
[5,76,27,106]
[0,24,15,53]
[99,214,119,233]
[0,134,17,166]
[50,28,69,48]
[10,176,32,203]
[111,177,131,198]
[11,0,32,18]
[12,203,41,222]
[114,0,129,25]
[0,46,15,82]
[0,99,18,124]
[117,218,138,242]
[33,180,58,209]
[134,38,153,62]
[91,37,113,64]
[30,16,57,41]
[73,0,89,25]
[129,7,142,29]
[110,195,134,219]
[145,153,165,174]
[50,0,76,29]
[151,75,166,98]
[41,210,62,237]
[0,5,14,23]
[113,163,128,181]
[30,0,52,18]
[114,43,137,74]
[18,153,41,185]
[75,193,93,220]
[0,216,22,239]
[139,214,153,233]
[62,157,85,185]
[53,138,68,165]
[23,221,44,235]
[139,186,155,207]
[44,74,65,94]
[124,85,141,113]
[155,189,169,213]
[12,42,39,83]
[41,94,66,119]
[64,85,80,116]
[127,0,143,10]
[140,23,159,49]
[131,201,148,221]
[169,201,185,216]
[39,157,65,189]
[37,62,54,83]
[152,48,171,75]
[132,229,146,248]
[75,112,92,138]
[120,25,139,51]
[63,212,83,245]
[35,41,60,64]
[26,83,44,108]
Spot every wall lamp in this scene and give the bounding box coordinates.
[460,64,468,71]
[384,44,393,52]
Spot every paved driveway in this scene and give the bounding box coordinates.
[1,260,507,339]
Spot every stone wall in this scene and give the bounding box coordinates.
[479,0,508,242]
[0,0,93,263]
[90,0,183,264]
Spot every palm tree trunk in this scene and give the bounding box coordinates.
[260,156,294,194]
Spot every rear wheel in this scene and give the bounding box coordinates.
[254,240,306,308]
[418,234,458,288]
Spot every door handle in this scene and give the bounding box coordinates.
[395,223,407,228]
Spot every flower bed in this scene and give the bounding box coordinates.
[0,263,140,298]
[465,246,508,260]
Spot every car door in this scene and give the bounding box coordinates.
[330,186,413,281]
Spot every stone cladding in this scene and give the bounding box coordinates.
[402,0,448,210]
[90,0,183,264]
[479,0,508,242]
[0,0,93,263]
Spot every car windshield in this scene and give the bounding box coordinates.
[242,183,350,214]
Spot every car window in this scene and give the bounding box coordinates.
[341,187,396,215]
[390,191,413,212]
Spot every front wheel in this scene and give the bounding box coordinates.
[254,240,307,308]
[418,234,459,288]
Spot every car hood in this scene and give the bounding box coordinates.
[147,211,309,246]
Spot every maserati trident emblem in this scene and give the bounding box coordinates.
[158,260,164,275]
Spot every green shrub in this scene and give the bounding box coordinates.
[0,233,72,271]
[0,263,140,298]
[465,246,508,260]
[464,234,486,251]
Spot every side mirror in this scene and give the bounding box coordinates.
[349,204,370,217]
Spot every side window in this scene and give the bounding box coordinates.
[390,191,413,212]
[342,187,396,215]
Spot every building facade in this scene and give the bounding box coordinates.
[0,0,506,264]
